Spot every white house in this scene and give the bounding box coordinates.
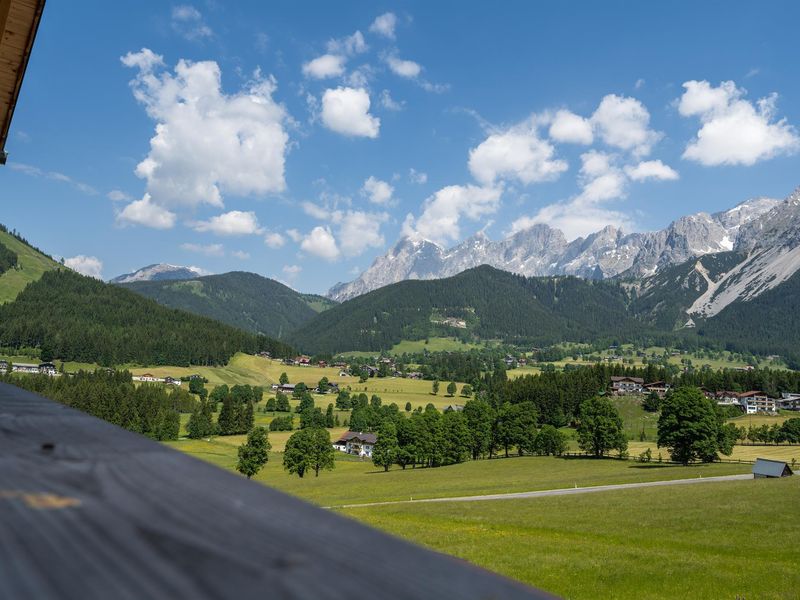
[610,376,644,395]
[737,391,777,414]
[778,393,800,411]
[12,363,39,374]
[333,431,377,458]
[132,374,164,383]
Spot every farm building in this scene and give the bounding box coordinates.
[643,381,670,398]
[11,363,39,374]
[753,458,793,478]
[333,431,377,458]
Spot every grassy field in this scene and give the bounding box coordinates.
[168,438,751,507]
[338,477,800,600]
[0,229,60,304]
[624,440,800,464]
[389,337,479,354]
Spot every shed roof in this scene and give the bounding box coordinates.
[753,458,793,478]
[0,0,45,164]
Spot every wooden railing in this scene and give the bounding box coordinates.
[0,382,555,599]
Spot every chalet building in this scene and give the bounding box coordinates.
[753,458,793,478]
[643,381,670,398]
[188,374,203,380]
[610,376,644,395]
[715,391,741,407]
[294,356,311,367]
[133,374,162,383]
[0,360,8,372]
[318,361,328,368]
[443,404,464,413]
[333,431,377,458]
[406,371,423,379]
[277,383,295,394]
[777,393,800,411]
[38,362,57,376]
[737,391,777,414]
[12,363,40,374]
[163,376,180,386]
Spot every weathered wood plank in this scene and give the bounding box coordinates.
[0,383,555,600]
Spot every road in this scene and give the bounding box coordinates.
[329,473,754,509]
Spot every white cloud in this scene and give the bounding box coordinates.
[548,109,593,144]
[624,160,679,181]
[301,226,340,260]
[107,189,131,202]
[302,54,345,79]
[264,232,286,248]
[121,49,288,213]
[64,255,103,279]
[337,210,388,257]
[286,229,303,243]
[369,13,397,39]
[326,30,367,56]
[282,264,302,275]
[403,184,501,245]
[117,194,177,229]
[591,94,661,156]
[386,56,421,78]
[361,176,394,204]
[9,162,98,195]
[171,5,213,41]
[635,78,645,90]
[409,168,427,184]
[181,242,225,256]
[678,80,799,166]
[321,87,380,138]
[192,210,264,236]
[468,122,568,186]
[231,250,250,260]
[510,151,632,241]
[380,89,404,111]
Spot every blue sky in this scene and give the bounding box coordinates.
[2,0,799,293]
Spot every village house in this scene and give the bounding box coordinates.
[0,360,7,372]
[38,362,57,376]
[777,393,800,411]
[737,391,777,414]
[443,404,464,413]
[295,356,311,367]
[715,391,742,407]
[163,376,180,386]
[333,431,377,458]
[406,371,423,379]
[610,376,644,395]
[12,363,40,374]
[132,374,163,383]
[643,381,671,398]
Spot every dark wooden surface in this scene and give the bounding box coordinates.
[0,382,556,599]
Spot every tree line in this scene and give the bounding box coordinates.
[0,240,18,275]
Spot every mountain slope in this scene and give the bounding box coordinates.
[0,269,293,366]
[293,266,643,354]
[329,195,781,301]
[0,224,61,304]
[110,264,206,284]
[120,271,330,339]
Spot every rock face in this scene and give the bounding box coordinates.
[328,194,785,301]
[109,264,205,284]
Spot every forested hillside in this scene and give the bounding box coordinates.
[121,271,329,339]
[0,269,293,366]
[0,224,61,303]
[291,266,645,354]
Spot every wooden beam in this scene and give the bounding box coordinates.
[0,383,556,600]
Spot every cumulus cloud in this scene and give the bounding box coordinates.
[302,54,345,79]
[624,160,679,181]
[361,176,394,204]
[264,232,285,248]
[301,226,340,260]
[468,121,568,186]
[369,12,397,39]
[282,264,302,275]
[121,48,289,217]
[678,80,799,166]
[403,184,501,245]
[191,210,264,236]
[117,194,177,229]
[326,30,367,56]
[337,210,388,257]
[231,250,250,260]
[548,109,593,144]
[64,255,104,279]
[107,189,131,202]
[171,5,213,41]
[302,198,389,258]
[181,242,225,256]
[386,56,422,78]
[321,87,380,138]
[286,229,303,243]
[591,94,661,156]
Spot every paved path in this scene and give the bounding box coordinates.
[330,473,753,509]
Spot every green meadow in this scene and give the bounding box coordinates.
[339,477,800,600]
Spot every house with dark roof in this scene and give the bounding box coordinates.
[333,431,377,458]
[643,381,670,398]
[753,458,793,478]
[610,376,644,395]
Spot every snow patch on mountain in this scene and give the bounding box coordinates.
[110,264,209,284]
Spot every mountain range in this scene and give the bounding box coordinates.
[110,263,207,284]
[328,194,784,302]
